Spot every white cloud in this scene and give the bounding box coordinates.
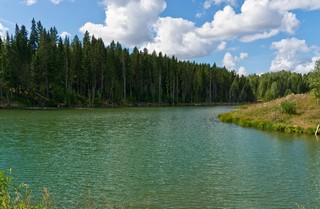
[80,0,224,59]
[204,0,236,9]
[240,52,248,59]
[295,56,320,74]
[24,0,69,6]
[80,0,320,61]
[270,38,319,73]
[80,0,166,47]
[52,0,75,4]
[223,52,237,70]
[195,12,205,19]
[240,29,279,42]
[217,41,227,51]
[238,66,247,76]
[270,0,320,11]
[223,52,248,72]
[198,0,299,42]
[60,32,71,39]
[24,0,37,6]
[280,12,299,34]
[0,23,8,39]
[144,17,223,59]
[51,0,62,4]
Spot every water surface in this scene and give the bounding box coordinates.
[0,107,319,208]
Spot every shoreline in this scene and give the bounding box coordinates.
[218,112,316,135]
[218,94,318,135]
[0,100,253,110]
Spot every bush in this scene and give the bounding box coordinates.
[273,123,285,132]
[218,113,234,123]
[280,101,297,115]
[0,169,51,209]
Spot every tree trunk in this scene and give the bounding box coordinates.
[100,65,104,102]
[45,62,49,99]
[172,77,175,105]
[122,53,126,102]
[158,68,161,104]
[209,70,212,103]
[92,86,95,108]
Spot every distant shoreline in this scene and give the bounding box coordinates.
[0,100,252,110]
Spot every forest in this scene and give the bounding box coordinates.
[0,19,311,107]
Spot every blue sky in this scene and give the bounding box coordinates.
[1,0,320,75]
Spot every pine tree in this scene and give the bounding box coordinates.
[309,59,320,103]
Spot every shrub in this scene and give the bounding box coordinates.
[0,169,51,209]
[257,121,270,130]
[274,123,285,132]
[218,113,233,123]
[306,127,316,135]
[280,101,297,115]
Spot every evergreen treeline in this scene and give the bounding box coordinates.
[0,19,310,107]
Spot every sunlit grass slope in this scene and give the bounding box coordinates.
[219,94,320,134]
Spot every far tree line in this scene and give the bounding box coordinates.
[0,19,313,107]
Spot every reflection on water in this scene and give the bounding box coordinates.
[1,107,320,208]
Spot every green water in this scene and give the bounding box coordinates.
[1,107,320,208]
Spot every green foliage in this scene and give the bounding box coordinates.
[0,19,311,107]
[0,169,51,209]
[280,101,297,115]
[218,113,235,123]
[309,59,320,100]
[250,71,308,102]
[306,127,316,135]
[235,104,249,109]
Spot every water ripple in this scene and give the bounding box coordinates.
[0,107,319,208]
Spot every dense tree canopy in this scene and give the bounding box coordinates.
[308,60,320,101]
[0,20,311,107]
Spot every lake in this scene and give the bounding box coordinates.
[0,107,320,208]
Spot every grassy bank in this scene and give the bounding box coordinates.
[219,94,320,135]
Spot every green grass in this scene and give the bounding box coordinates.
[219,94,320,135]
[280,100,297,115]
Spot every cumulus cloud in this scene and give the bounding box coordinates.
[80,0,167,47]
[223,52,237,69]
[241,30,279,42]
[145,17,224,59]
[223,52,248,75]
[0,23,8,39]
[295,56,320,74]
[24,0,37,6]
[204,0,236,9]
[217,41,227,51]
[238,66,247,76]
[198,0,299,41]
[270,38,319,73]
[60,32,71,39]
[270,0,320,11]
[80,0,225,59]
[80,0,320,60]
